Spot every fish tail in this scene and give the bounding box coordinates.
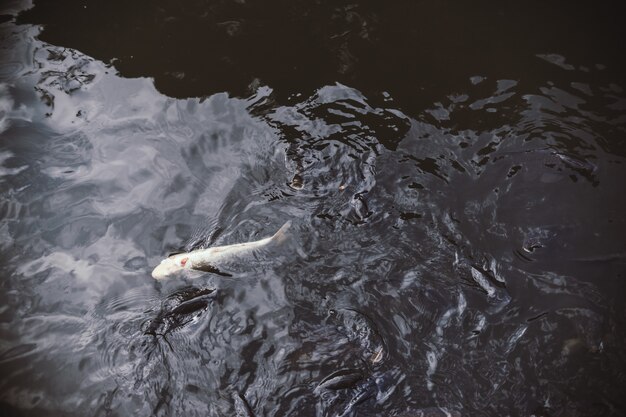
[271,220,292,245]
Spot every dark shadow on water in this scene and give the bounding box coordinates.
[17,0,626,113]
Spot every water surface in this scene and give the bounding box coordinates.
[1,1,625,416]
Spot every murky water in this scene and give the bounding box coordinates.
[1,1,625,416]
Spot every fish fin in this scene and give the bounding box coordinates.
[270,220,292,245]
[192,264,233,277]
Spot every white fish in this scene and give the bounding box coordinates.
[152,221,291,280]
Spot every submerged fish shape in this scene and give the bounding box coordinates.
[152,221,291,280]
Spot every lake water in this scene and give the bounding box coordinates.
[1,1,625,416]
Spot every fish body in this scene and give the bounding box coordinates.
[152,221,291,280]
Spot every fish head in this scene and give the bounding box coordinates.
[151,255,190,280]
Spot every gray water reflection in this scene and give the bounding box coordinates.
[1,8,626,417]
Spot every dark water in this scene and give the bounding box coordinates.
[1,0,626,416]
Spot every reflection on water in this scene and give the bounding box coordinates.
[1,0,626,416]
